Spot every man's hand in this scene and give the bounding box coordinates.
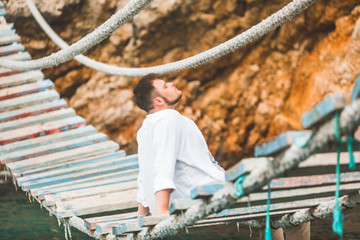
[155,188,173,215]
[138,203,150,216]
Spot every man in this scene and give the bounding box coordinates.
[133,73,225,216]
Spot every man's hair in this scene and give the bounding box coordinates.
[133,73,162,112]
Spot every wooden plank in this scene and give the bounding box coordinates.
[0,107,75,132]
[0,43,24,55]
[6,140,119,173]
[19,158,138,191]
[0,23,13,31]
[55,189,138,218]
[0,33,19,45]
[190,183,230,199]
[84,212,138,230]
[0,79,54,100]
[114,222,144,235]
[351,74,360,101]
[225,152,360,182]
[0,8,6,16]
[2,132,108,163]
[96,219,135,235]
[44,180,138,206]
[302,93,347,129]
[0,2,4,9]
[254,131,310,157]
[0,29,15,37]
[0,115,85,145]
[15,150,126,178]
[169,198,202,215]
[0,99,67,123]
[17,154,137,184]
[33,169,137,199]
[139,215,168,227]
[0,70,44,89]
[0,90,59,112]
[1,51,31,60]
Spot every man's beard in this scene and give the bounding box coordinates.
[162,93,182,106]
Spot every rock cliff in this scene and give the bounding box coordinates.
[4,0,360,168]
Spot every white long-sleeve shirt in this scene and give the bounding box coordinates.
[136,109,225,215]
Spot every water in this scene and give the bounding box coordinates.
[1,181,359,240]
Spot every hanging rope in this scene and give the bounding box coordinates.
[123,99,360,240]
[0,0,153,71]
[2,0,317,75]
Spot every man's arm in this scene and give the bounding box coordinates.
[155,188,173,215]
[137,203,150,216]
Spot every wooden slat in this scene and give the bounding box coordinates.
[19,158,138,191]
[302,93,347,129]
[169,198,202,215]
[190,183,230,199]
[0,2,4,9]
[351,74,360,101]
[0,33,19,45]
[254,131,310,157]
[139,215,168,227]
[0,43,24,55]
[16,151,126,178]
[2,132,108,163]
[0,99,67,123]
[0,70,44,89]
[44,180,138,206]
[0,51,30,60]
[55,189,138,218]
[85,212,138,230]
[0,107,75,132]
[0,79,54,100]
[6,140,119,173]
[0,90,59,112]
[0,8,5,16]
[0,23,13,31]
[0,29,15,37]
[113,222,144,235]
[0,115,85,146]
[96,218,136,235]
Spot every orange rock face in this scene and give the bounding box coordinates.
[6,0,360,168]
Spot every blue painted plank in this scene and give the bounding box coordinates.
[0,70,44,89]
[254,131,310,157]
[2,132,108,163]
[0,90,59,112]
[0,8,6,16]
[169,198,202,215]
[0,34,20,46]
[0,29,15,37]
[0,23,13,31]
[190,183,227,199]
[0,79,54,100]
[138,215,168,227]
[351,74,360,101]
[84,212,138,230]
[0,51,30,60]
[302,93,346,129]
[0,125,94,154]
[0,99,67,123]
[0,2,4,8]
[0,43,24,56]
[0,107,75,132]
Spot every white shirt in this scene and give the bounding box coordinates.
[136,109,225,215]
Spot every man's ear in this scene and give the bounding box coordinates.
[153,96,165,107]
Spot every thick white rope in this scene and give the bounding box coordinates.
[244,190,360,229]
[5,0,317,75]
[132,99,360,239]
[0,0,153,71]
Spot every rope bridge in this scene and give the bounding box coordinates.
[0,1,359,240]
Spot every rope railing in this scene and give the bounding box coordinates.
[0,0,153,71]
[118,99,360,240]
[6,0,317,76]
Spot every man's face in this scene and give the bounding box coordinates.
[152,79,182,106]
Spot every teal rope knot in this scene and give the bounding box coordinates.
[234,175,247,197]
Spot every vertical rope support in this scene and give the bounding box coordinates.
[332,146,343,237]
[265,183,273,240]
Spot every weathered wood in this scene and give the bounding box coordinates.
[0,8,5,16]
[0,29,15,37]
[254,131,310,157]
[0,34,20,45]
[169,198,202,215]
[302,93,347,129]
[84,212,138,230]
[96,219,135,235]
[0,90,59,112]
[16,150,126,178]
[0,79,54,100]
[2,132,108,163]
[139,215,169,227]
[6,140,119,173]
[225,152,360,182]
[0,107,75,132]
[18,154,137,184]
[190,183,230,199]
[351,74,360,101]
[19,158,138,191]
[0,51,30,60]
[0,43,24,55]
[115,222,144,235]
[0,70,44,89]
[44,180,138,206]
[0,115,85,145]
[0,23,13,31]
[0,125,94,154]
[55,189,138,218]
[0,99,67,123]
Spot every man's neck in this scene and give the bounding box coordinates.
[148,105,175,114]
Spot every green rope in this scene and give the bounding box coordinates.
[332,145,343,237]
[234,175,247,197]
[265,183,272,240]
